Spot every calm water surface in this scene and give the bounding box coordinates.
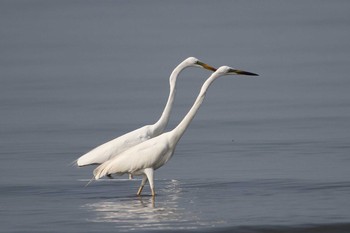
[1,1,350,232]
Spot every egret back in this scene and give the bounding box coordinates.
[77,125,153,166]
[93,133,174,179]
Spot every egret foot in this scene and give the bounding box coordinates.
[137,175,148,196]
[137,186,144,196]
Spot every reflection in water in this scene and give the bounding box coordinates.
[82,179,209,231]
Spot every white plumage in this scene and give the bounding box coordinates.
[93,66,258,196]
[76,57,216,168]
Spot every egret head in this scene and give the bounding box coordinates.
[215,66,259,77]
[184,57,216,71]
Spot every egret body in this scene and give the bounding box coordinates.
[93,66,258,196]
[76,57,216,168]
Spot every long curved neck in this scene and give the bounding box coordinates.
[152,62,188,135]
[169,72,219,144]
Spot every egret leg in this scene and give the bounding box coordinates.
[137,175,148,196]
[144,168,155,196]
[129,174,134,179]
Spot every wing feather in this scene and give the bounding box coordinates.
[93,134,170,179]
[77,125,152,166]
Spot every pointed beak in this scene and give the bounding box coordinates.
[228,68,259,76]
[196,61,217,72]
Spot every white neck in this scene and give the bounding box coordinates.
[169,72,220,144]
[152,62,189,135]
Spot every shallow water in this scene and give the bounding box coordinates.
[1,1,350,232]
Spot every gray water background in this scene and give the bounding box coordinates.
[1,1,350,232]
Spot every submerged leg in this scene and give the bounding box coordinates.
[137,175,148,196]
[144,168,155,196]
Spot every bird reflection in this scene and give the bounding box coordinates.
[137,195,155,208]
[82,180,202,231]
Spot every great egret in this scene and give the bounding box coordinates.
[93,66,258,196]
[76,57,216,172]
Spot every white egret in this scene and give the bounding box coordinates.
[76,57,216,173]
[93,66,258,196]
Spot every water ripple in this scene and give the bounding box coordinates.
[81,179,218,231]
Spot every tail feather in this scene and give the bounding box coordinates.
[93,162,110,180]
[85,177,94,187]
[69,159,78,167]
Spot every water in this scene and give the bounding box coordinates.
[1,1,350,232]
